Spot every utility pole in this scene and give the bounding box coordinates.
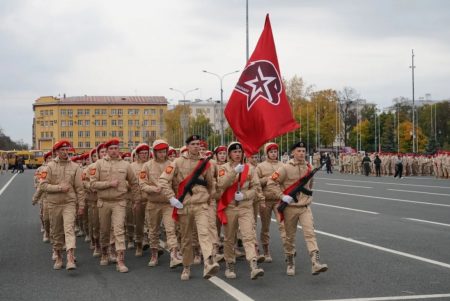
[410,49,416,153]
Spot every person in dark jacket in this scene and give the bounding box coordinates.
[394,155,403,179]
[374,154,382,177]
[362,153,371,176]
[325,153,333,174]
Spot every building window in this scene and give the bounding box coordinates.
[111,120,117,126]
[68,120,73,126]
[118,120,123,126]
[40,111,44,116]
[68,109,73,117]
[118,131,123,137]
[151,120,156,126]
[79,131,84,137]
[85,120,90,126]
[95,120,100,126]
[85,109,90,115]
[111,131,117,137]
[102,120,107,126]
[60,109,66,116]
[61,120,66,127]
[102,131,107,137]
[135,131,140,137]
[144,109,149,115]
[128,109,134,115]
[68,131,73,138]
[77,109,84,115]
[128,120,133,126]
[143,120,149,126]
[61,131,67,138]
[85,131,90,137]
[118,109,123,115]
[50,110,54,116]
[50,132,53,137]
[41,132,45,138]
[111,109,117,115]
[95,131,100,137]
[151,109,156,115]
[144,131,150,138]
[95,109,100,115]
[78,142,84,148]
[128,130,133,138]
[78,120,83,126]
[101,109,107,115]
[151,131,156,137]
[85,141,91,147]
[135,120,139,126]
[50,121,54,127]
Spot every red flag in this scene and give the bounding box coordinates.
[224,14,299,156]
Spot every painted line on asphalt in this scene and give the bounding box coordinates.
[314,202,379,215]
[209,277,255,301]
[314,189,450,208]
[388,188,450,197]
[316,177,450,189]
[326,183,373,189]
[0,173,18,197]
[311,293,450,301]
[404,218,450,227]
[270,218,450,270]
[159,240,254,301]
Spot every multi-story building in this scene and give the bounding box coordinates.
[184,98,229,132]
[33,95,168,152]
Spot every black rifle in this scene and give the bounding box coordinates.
[277,163,324,214]
[178,154,214,203]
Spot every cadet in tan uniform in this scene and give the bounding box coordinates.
[139,139,182,268]
[83,147,101,257]
[159,135,219,281]
[39,140,85,270]
[130,143,150,256]
[168,147,177,161]
[90,138,139,273]
[33,151,53,244]
[266,141,328,276]
[256,142,286,262]
[217,142,264,280]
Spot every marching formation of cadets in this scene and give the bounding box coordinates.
[338,152,450,178]
[32,135,328,280]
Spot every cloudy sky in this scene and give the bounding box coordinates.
[1,0,449,145]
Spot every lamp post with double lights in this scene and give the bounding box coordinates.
[169,87,199,144]
[202,70,240,145]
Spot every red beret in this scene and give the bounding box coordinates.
[82,152,90,160]
[121,152,131,159]
[44,151,53,160]
[168,147,177,156]
[180,146,188,153]
[205,151,213,157]
[265,142,278,153]
[105,138,120,148]
[71,155,80,162]
[200,140,208,148]
[135,143,150,153]
[96,143,106,153]
[153,139,169,151]
[52,140,72,151]
[214,146,227,154]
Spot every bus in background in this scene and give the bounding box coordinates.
[27,150,44,168]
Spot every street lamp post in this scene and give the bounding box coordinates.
[169,87,199,144]
[202,70,239,145]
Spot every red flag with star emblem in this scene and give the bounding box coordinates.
[224,14,299,156]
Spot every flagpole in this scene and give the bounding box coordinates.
[246,0,249,62]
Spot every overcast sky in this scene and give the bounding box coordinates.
[1,0,449,145]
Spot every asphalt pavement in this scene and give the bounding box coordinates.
[0,169,449,301]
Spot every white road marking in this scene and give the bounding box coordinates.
[311,293,450,301]
[159,240,254,301]
[209,277,255,301]
[270,219,450,269]
[404,218,450,227]
[316,177,450,189]
[388,188,450,197]
[314,189,450,208]
[0,174,18,197]
[326,183,373,189]
[314,202,379,215]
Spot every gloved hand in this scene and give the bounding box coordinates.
[234,191,244,202]
[234,164,244,173]
[281,195,294,204]
[169,197,184,209]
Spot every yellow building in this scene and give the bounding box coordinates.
[33,96,168,152]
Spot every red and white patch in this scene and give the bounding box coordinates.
[40,171,48,180]
[89,168,96,176]
[165,166,174,174]
[218,169,225,177]
[271,172,280,181]
[140,171,147,179]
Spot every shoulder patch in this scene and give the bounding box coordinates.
[271,171,280,181]
[218,169,225,177]
[165,165,174,174]
[82,171,87,181]
[90,168,96,176]
[140,171,147,179]
[40,171,48,180]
